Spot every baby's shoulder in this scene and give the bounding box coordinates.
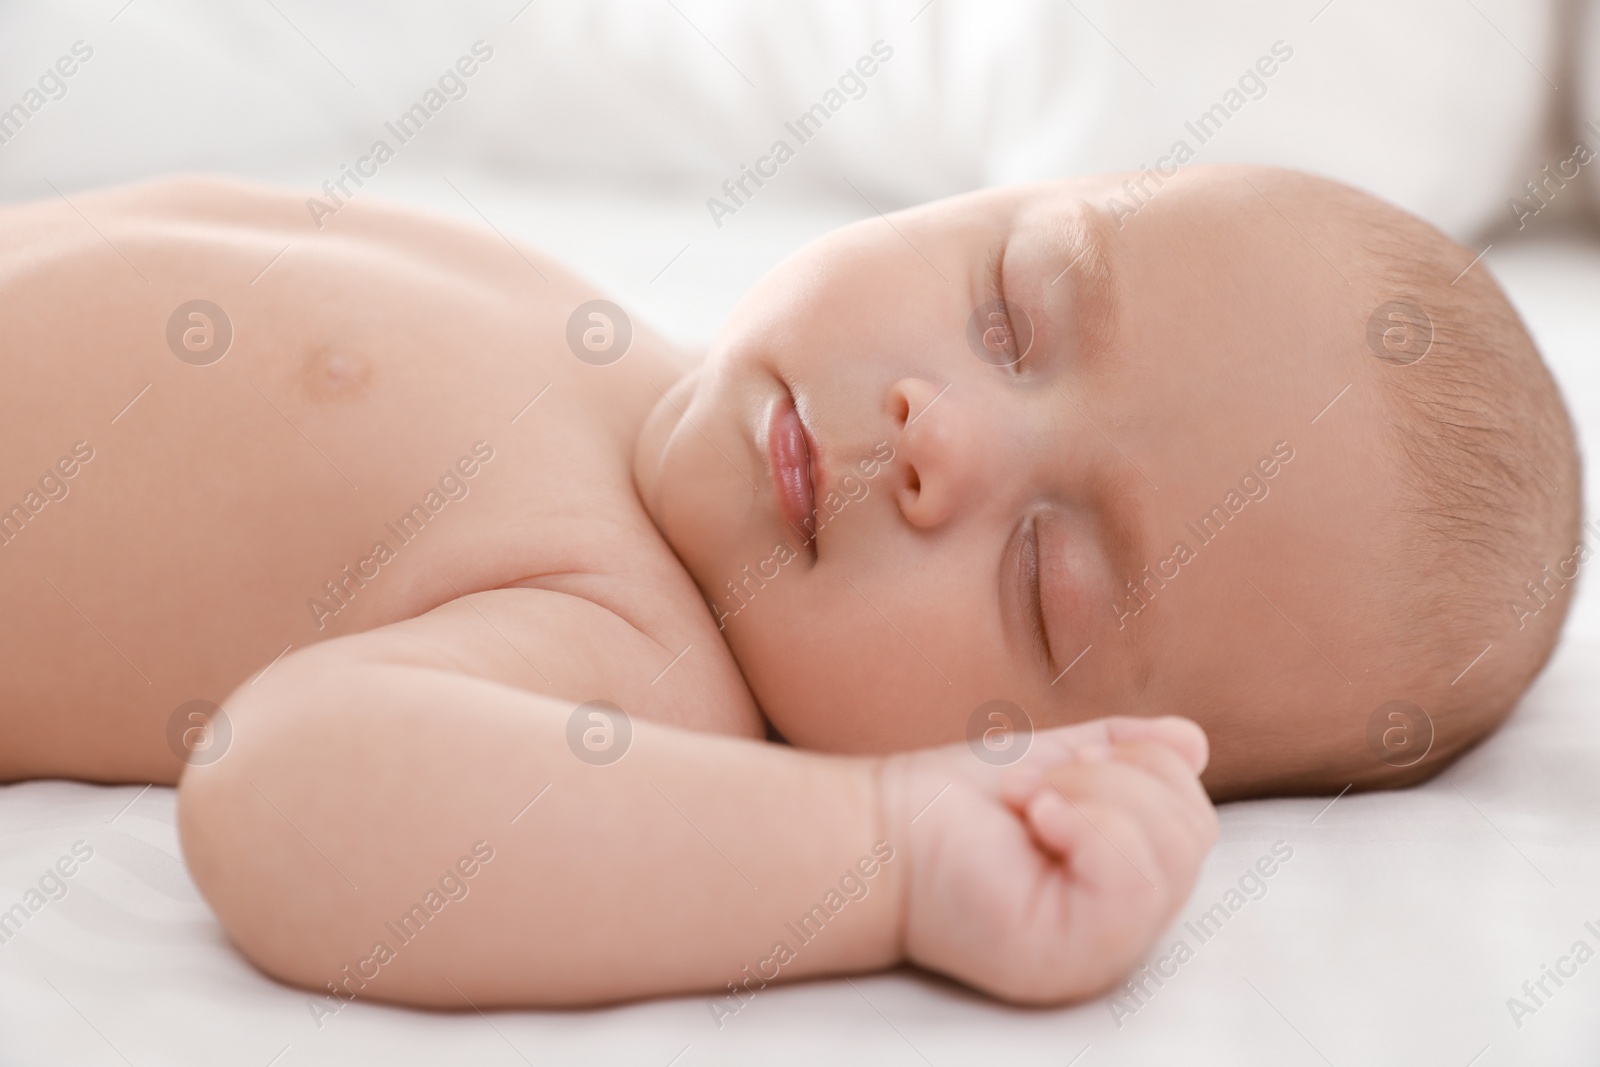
[325,577,767,742]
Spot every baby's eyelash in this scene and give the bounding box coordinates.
[1021,517,1052,669]
[988,247,1024,373]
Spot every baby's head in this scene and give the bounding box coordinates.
[634,165,1582,798]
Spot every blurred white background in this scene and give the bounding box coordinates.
[0,0,1595,343]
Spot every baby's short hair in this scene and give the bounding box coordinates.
[1354,199,1583,778]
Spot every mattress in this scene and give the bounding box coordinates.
[2,181,1599,1066]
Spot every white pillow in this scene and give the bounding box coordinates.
[0,0,1562,242]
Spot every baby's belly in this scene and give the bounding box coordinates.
[0,177,668,782]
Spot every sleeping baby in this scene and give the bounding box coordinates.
[0,165,1578,1010]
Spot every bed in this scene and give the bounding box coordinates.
[3,2,1599,1064]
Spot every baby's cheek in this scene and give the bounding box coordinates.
[749,630,882,750]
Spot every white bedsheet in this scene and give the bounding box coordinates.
[1,182,1598,1066]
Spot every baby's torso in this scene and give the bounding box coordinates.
[0,175,758,781]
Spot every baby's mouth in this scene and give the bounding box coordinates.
[767,387,817,538]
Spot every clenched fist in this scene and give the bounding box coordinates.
[879,716,1218,1004]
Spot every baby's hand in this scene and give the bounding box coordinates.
[880,716,1217,1004]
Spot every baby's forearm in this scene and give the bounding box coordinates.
[178,653,904,1008]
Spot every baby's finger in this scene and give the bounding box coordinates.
[1000,716,1208,807]
[1102,742,1220,867]
[1036,757,1201,883]
[1025,785,1166,897]
[1111,716,1208,775]
[1106,739,1215,823]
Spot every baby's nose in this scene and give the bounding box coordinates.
[888,377,987,529]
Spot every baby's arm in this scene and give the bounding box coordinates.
[180,646,900,1007]
[178,594,1215,1008]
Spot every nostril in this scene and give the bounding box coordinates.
[906,467,920,495]
[892,391,910,429]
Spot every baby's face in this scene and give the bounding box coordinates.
[636,166,1406,792]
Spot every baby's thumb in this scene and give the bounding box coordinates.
[1115,716,1208,775]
